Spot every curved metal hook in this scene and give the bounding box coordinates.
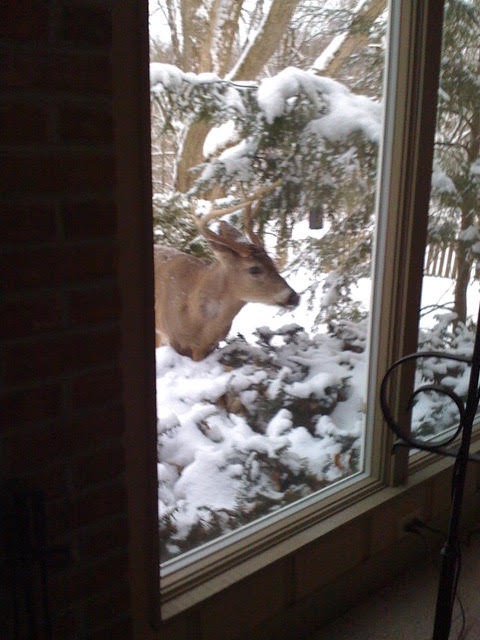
[380,349,472,454]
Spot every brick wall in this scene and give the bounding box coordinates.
[1,2,144,637]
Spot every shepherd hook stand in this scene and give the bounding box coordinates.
[380,305,480,640]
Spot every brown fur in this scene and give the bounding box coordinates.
[154,225,299,361]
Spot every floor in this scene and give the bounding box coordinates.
[312,534,480,640]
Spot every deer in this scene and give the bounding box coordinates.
[154,184,300,361]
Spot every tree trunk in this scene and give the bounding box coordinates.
[213,1,245,76]
[314,0,386,77]
[229,0,300,81]
[174,0,384,191]
[175,122,211,193]
[175,0,300,191]
[180,0,213,72]
[453,94,479,325]
[454,236,471,325]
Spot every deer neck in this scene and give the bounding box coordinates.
[198,262,245,323]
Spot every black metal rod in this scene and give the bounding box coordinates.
[432,303,480,639]
[380,303,480,640]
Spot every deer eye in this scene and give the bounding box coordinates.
[248,265,263,276]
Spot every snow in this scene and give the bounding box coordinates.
[210,139,255,180]
[459,225,479,242]
[150,62,220,90]
[256,67,381,143]
[470,159,480,177]
[432,162,457,194]
[150,62,382,147]
[203,120,239,158]
[312,33,347,73]
[310,0,372,73]
[157,263,480,560]
[157,317,367,559]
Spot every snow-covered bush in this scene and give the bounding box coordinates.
[412,313,476,440]
[157,323,366,560]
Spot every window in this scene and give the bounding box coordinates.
[412,0,480,447]
[149,0,459,616]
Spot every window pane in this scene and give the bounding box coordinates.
[150,0,389,561]
[414,0,480,443]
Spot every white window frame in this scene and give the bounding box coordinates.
[158,0,452,619]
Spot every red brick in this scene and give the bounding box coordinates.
[1,150,115,195]
[0,4,133,638]
[1,48,112,95]
[83,588,130,631]
[70,405,125,450]
[3,421,70,476]
[1,244,117,291]
[3,328,121,384]
[72,444,126,490]
[87,615,132,640]
[3,201,58,244]
[1,247,60,290]
[62,199,117,238]
[60,246,117,290]
[0,102,50,143]
[0,383,63,426]
[69,286,121,326]
[50,610,78,640]
[24,462,72,504]
[59,5,112,47]
[45,495,76,541]
[74,482,127,528]
[59,104,113,143]
[71,366,122,410]
[2,293,66,338]
[64,551,129,602]
[0,1,50,41]
[77,515,129,562]
[11,468,73,523]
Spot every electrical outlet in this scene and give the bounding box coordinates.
[397,510,423,539]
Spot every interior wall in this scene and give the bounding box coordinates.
[1,1,150,637]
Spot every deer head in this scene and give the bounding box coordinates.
[154,184,299,361]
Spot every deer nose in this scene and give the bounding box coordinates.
[287,291,300,307]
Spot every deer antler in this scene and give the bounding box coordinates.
[193,180,281,254]
[243,199,264,247]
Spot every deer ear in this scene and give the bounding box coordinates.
[207,221,250,260]
[208,239,240,260]
[217,221,245,242]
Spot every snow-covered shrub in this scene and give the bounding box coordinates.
[412,313,476,439]
[157,324,365,560]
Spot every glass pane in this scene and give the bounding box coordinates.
[414,0,480,444]
[150,0,389,561]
